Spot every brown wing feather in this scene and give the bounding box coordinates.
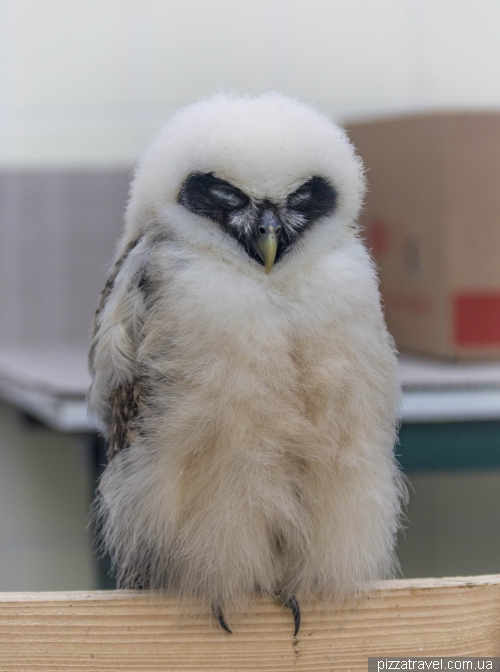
[108,380,141,460]
[89,237,142,461]
[89,237,141,373]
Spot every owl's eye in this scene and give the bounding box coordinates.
[287,187,312,209]
[287,176,337,221]
[178,172,250,224]
[209,185,247,209]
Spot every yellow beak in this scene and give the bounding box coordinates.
[255,225,279,274]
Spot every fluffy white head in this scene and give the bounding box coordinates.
[123,93,366,268]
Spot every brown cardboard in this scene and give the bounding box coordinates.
[347,113,500,358]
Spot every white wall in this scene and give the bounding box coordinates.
[0,0,499,167]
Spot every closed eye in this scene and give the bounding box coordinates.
[286,176,337,221]
[287,188,312,208]
[178,172,250,224]
[209,185,247,208]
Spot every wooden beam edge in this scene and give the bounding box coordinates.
[1,574,499,603]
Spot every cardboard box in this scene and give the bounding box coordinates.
[348,113,500,358]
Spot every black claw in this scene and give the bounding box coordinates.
[276,593,301,637]
[213,604,232,634]
[288,595,301,637]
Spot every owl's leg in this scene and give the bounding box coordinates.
[275,592,301,637]
[213,604,232,634]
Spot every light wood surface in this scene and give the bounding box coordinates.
[0,576,499,671]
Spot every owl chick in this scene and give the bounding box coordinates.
[88,93,406,636]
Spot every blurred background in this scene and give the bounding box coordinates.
[0,0,499,591]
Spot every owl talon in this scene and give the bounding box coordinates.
[276,593,301,637]
[213,604,232,634]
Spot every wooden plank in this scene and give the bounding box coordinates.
[0,576,499,671]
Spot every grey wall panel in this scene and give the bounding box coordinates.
[0,171,130,346]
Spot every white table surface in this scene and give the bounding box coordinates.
[1,345,500,431]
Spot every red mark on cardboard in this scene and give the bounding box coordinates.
[455,293,500,346]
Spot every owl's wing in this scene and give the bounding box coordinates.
[88,236,149,461]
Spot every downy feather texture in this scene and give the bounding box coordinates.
[89,92,407,620]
